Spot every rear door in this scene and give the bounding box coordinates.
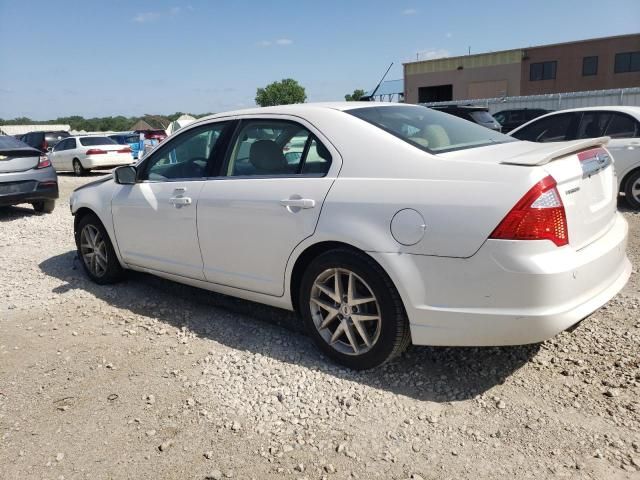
[49,139,69,171]
[197,117,339,296]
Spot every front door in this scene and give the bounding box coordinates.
[111,121,231,280]
[197,118,339,296]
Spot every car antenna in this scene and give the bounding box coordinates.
[360,62,393,102]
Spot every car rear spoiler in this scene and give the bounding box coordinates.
[501,137,610,166]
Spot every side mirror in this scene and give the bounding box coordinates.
[47,146,53,152]
[113,165,137,185]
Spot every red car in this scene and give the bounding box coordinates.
[135,129,167,142]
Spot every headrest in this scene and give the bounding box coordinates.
[249,140,287,172]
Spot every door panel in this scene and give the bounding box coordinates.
[197,118,337,296]
[198,177,334,295]
[112,181,207,279]
[111,121,232,279]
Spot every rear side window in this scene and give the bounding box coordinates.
[80,137,117,146]
[511,113,578,142]
[469,111,495,123]
[225,120,332,176]
[348,105,513,153]
[605,113,639,138]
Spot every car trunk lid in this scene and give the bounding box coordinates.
[0,148,41,173]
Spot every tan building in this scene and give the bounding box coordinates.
[404,34,640,104]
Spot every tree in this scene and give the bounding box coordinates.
[255,79,306,107]
[345,89,366,101]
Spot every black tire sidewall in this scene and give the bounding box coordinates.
[625,171,640,210]
[75,214,123,284]
[299,250,406,370]
[73,159,85,176]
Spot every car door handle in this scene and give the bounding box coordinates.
[169,196,192,206]
[280,198,316,209]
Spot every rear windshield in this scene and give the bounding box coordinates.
[45,131,70,145]
[0,135,32,150]
[125,135,140,144]
[80,137,117,146]
[348,105,513,153]
[469,111,496,123]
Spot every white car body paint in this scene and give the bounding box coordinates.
[70,103,631,347]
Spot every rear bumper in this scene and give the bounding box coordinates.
[370,212,630,346]
[83,155,133,170]
[0,181,59,206]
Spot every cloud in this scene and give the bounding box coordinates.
[402,8,417,15]
[132,12,161,23]
[417,48,450,60]
[132,7,183,23]
[257,38,293,47]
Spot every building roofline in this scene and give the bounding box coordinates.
[403,32,640,66]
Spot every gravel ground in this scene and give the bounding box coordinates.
[1,173,639,480]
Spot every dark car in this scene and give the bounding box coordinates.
[0,136,58,213]
[493,109,551,133]
[134,129,167,142]
[20,130,70,153]
[429,106,502,131]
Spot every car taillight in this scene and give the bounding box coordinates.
[36,155,51,169]
[489,175,568,247]
[85,148,107,155]
[117,147,132,153]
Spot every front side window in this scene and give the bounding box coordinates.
[348,105,513,153]
[582,56,598,76]
[576,112,611,139]
[511,113,578,142]
[605,113,640,138]
[68,138,77,149]
[530,61,557,81]
[225,120,331,176]
[142,123,228,181]
[53,139,68,151]
[614,51,640,73]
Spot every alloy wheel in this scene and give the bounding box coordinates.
[80,224,108,277]
[631,177,640,204]
[309,268,381,356]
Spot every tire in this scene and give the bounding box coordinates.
[32,199,55,213]
[75,213,124,284]
[73,158,88,176]
[299,249,411,370]
[624,169,640,210]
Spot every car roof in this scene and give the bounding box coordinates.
[197,102,409,122]
[538,105,640,115]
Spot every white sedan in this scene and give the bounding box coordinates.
[49,136,134,176]
[509,106,640,209]
[69,103,631,369]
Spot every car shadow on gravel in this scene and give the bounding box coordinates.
[0,205,42,221]
[40,251,540,403]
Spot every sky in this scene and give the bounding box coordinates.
[0,0,638,120]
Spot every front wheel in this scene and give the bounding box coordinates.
[624,170,640,210]
[299,249,411,370]
[75,213,124,284]
[73,159,88,176]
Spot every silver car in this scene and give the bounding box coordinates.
[0,136,58,213]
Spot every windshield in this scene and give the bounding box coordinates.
[80,137,117,146]
[348,105,513,153]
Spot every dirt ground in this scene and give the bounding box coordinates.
[1,173,639,480]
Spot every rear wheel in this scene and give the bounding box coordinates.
[32,200,55,213]
[75,213,124,284]
[73,158,88,176]
[299,249,411,370]
[624,170,640,210]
